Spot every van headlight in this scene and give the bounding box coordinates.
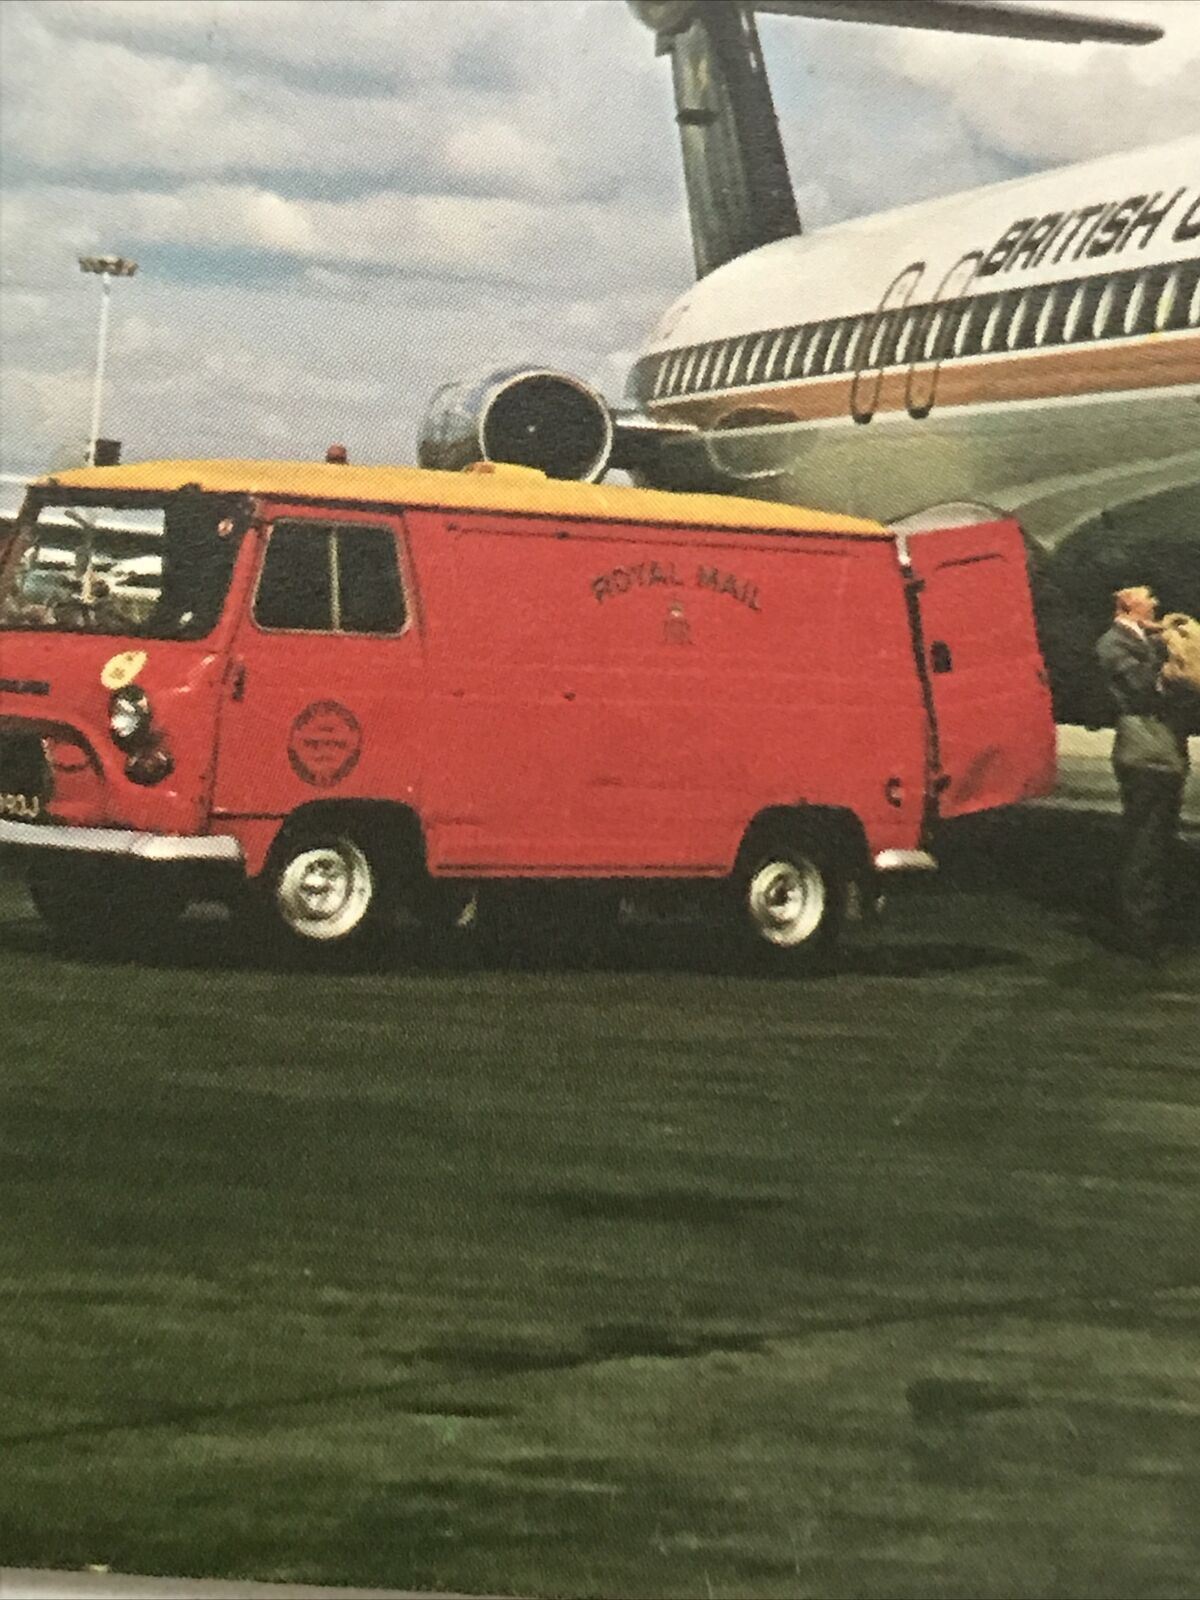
[109,685,152,751]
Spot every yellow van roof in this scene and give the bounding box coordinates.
[39,459,888,539]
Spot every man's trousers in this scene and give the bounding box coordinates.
[1114,765,1186,953]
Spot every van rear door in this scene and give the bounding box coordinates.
[902,518,1056,818]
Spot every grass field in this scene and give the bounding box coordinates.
[1,823,1198,1598]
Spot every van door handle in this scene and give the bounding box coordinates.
[930,640,953,674]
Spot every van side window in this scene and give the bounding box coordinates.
[255,524,332,631]
[337,527,405,634]
[255,522,405,634]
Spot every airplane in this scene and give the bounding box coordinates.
[418,0,1199,720]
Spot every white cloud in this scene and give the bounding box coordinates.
[441,120,571,202]
[3,0,1194,474]
[885,0,1200,168]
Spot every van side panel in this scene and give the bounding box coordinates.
[407,510,927,875]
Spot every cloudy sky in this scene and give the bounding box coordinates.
[0,0,1196,474]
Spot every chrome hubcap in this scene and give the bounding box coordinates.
[747,856,825,948]
[276,839,373,941]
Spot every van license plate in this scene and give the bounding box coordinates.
[1,792,42,821]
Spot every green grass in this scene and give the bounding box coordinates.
[1,848,1199,1598]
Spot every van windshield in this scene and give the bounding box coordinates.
[0,493,245,641]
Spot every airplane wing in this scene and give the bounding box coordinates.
[752,1,1162,47]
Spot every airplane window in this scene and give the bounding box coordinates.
[892,310,917,367]
[761,330,786,382]
[783,326,808,378]
[712,339,737,390]
[980,294,1011,354]
[952,299,979,357]
[867,311,894,369]
[822,320,847,374]
[693,343,716,392]
[743,334,766,384]
[1124,272,1150,337]
[678,347,700,393]
[1093,277,1117,340]
[1093,273,1136,341]
[843,317,867,371]
[1188,266,1200,329]
[1100,275,1139,340]
[802,324,827,377]
[839,322,858,373]
[1155,268,1180,331]
[921,307,946,363]
[665,349,686,396]
[651,356,670,399]
[1062,281,1090,344]
[1007,289,1035,350]
[1035,286,1059,346]
[1124,265,1177,337]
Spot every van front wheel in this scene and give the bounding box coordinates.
[267,830,379,948]
[28,857,187,951]
[734,835,843,967]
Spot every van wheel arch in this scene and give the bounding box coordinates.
[255,800,428,950]
[732,807,869,966]
[739,806,871,880]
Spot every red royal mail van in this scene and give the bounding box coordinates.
[0,458,1056,964]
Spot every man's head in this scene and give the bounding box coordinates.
[1114,585,1159,626]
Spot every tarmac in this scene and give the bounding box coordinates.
[2,724,1196,1600]
[0,1575,464,1599]
[1040,724,1199,833]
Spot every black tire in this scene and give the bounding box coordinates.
[731,831,844,969]
[27,856,187,952]
[257,821,388,955]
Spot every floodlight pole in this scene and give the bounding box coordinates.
[78,255,138,466]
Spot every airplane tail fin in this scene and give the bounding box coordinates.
[630,0,1161,281]
[656,4,800,279]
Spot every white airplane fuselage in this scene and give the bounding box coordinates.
[630,135,1200,548]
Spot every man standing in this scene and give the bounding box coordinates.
[1095,586,1191,960]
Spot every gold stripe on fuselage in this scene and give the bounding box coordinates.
[649,332,1200,429]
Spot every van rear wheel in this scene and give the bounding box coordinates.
[734,833,843,968]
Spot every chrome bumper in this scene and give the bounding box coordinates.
[873,848,937,873]
[0,818,242,863]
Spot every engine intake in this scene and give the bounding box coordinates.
[418,368,615,483]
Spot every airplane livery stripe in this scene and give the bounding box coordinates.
[631,256,1200,416]
[645,333,1200,427]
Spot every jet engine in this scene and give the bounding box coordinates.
[417,368,615,482]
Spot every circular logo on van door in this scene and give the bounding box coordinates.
[287,701,362,787]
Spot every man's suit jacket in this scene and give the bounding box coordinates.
[1096,622,1189,774]
[1096,622,1167,717]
